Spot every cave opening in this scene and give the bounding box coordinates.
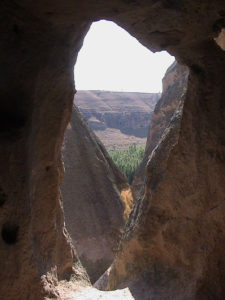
[2,1,225,299]
[73,20,174,184]
[60,19,188,285]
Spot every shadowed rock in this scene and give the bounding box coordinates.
[61,105,131,283]
[132,61,189,199]
[107,49,225,299]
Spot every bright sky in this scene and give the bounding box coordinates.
[74,20,175,93]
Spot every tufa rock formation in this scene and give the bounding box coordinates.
[132,61,189,199]
[75,90,160,150]
[61,105,132,283]
[107,42,225,300]
[1,1,225,299]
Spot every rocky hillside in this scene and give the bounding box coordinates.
[132,62,189,198]
[61,105,133,283]
[75,91,160,150]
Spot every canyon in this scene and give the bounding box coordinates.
[75,90,160,150]
[0,1,225,300]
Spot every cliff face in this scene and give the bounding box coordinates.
[132,62,189,198]
[61,105,130,283]
[75,91,160,149]
[107,51,225,299]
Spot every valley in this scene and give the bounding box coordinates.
[75,90,161,150]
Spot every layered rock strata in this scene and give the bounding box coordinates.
[75,91,160,150]
[61,105,130,283]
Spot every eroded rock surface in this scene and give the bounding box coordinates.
[132,62,189,198]
[215,28,225,50]
[107,47,225,299]
[61,105,130,283]
[1,1,225,299]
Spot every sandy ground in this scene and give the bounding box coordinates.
[57,281,134,300]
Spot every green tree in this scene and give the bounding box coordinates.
[109,143,145,184]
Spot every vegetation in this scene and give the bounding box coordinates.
[120,186,134,221]
[109,144,145,184]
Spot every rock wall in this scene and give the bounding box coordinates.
[107,44,225,299]
[1,1,225,299]
[61,105,130,283]
[132,62,189,198]
[0,4,91,300]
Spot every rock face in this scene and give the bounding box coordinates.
[1,1,225,299]
[75,90,160,149]
[61,105,130,283]
[132,62,189,198]
[107,49,225,299]
[215,28,225,50]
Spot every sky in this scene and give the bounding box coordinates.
[74,20,175,93]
